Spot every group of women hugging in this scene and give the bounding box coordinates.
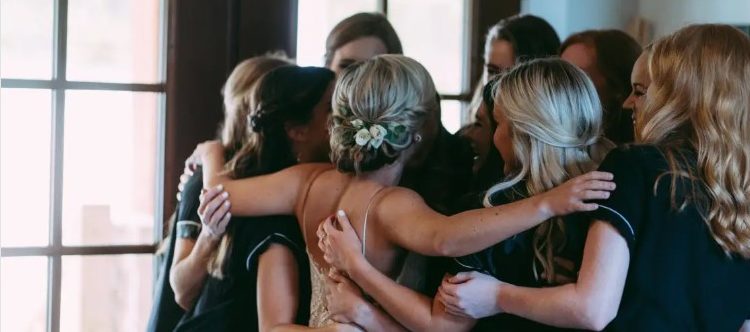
[151,12,750,332]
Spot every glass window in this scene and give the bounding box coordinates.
[1,257,48,332]
[62,91,158,245]
[66,0,161,83]
[388,0,467,95]
[1,0,165,330]
[0,0,54,79]
[441,100,464,134]
[60,255,152,332]
[296,0,379,67]
[1,89,52,247]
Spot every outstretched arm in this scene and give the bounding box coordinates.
[318,212,475,332]
[438,221,629,331]
[194,140,330,217]
[377,171,615,257]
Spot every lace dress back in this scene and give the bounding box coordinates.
[303,179,387,327]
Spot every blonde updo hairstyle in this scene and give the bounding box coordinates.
[638,24,750,258]
[485,58,614,283]
[330,55,438,173]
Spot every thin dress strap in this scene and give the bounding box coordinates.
[361,186,390,259]
[300,168,330,246]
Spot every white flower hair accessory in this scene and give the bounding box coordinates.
[352,119,388,149]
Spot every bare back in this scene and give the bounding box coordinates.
[296,168,407,280]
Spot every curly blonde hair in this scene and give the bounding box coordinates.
[637,24,750,258]
[329,55,438,173]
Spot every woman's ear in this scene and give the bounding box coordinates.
[285,122,310,143]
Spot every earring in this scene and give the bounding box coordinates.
[414,134,422,142]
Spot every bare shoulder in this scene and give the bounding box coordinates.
[381,186,425,205]
[375,186,429,221]
[284,163,334,179]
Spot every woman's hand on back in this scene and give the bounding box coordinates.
[537,171,615,218]
[197,184,232,241]
[318,210,364,274]
[438,271,505,319]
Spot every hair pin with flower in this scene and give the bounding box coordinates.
[352,119,388,149]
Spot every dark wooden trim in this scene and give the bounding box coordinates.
[469,0,521,87]
[163,0,298,227]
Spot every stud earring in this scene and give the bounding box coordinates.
[414,134,422,142]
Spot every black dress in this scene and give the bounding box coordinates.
[171,171,311,332]
[397,127,476,294]
[452,183,590,332]
[146,212,185,332]
[587,145,750,331]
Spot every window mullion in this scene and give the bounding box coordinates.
[48,0,68,331]
[46,256,62,332]
[378,0,388,15]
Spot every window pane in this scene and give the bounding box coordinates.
[441,100,464,134]
[1,257,48,332]
[389,0,465,94]
[61,255,152,332]
[1,89,52,246]
[67,0,161,83]
[62,91,158,245]
[0,0,54,79]
[296,0,379,67]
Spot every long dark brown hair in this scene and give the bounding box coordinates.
[220,54,292,161]
[209,66,336,277]
[561,30,642,144]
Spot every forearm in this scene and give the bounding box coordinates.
[169,233,220,309]
[200,150,319,217]
[269,324,350,332]
[436,195,551,256]
[349,259,469,332]
[351,301,408,332]
[499,283,605,330]
[201,149,231,189]
[499,222,628,331]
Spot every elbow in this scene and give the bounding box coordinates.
[432,233,459,257]
[173,291,193,311]
[169,272,194,311]
[575,297,618,331]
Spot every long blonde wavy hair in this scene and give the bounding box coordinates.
[484,59,614,283]
[637,24,750,258]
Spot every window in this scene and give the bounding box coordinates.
[296,0,472,133]
[0,0,167,331]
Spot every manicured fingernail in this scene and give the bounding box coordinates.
[337,210,345,217]
[217,184,224,190]
[222,192,229,198]
[224,201,230,206]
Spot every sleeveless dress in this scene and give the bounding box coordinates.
[303,180,387,327]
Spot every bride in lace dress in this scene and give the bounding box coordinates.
[195,55,615,331]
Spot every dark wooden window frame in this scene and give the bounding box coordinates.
[0,1,168,331]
